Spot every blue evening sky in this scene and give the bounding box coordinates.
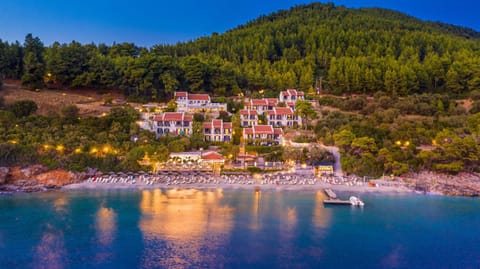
[1,1,479,47]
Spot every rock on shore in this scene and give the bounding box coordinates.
[405,171,480,197]
[0,165,83,192]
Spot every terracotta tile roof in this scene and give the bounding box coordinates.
[155,112,192,122]
[253,125,274,134]
[281,89,304,97]
[265,98,278,106]
[240,109,258,116]
[244,128,254,135]
[287,89,297,96]
[203,119,232,129]
[202,151,224,160]
[244,125,282,137]
[250,99,268,106]
[212,119,222,128]
[266,107,293,116]
[175,91,188,97]
[188,94,210,101]
[273,128,283,135]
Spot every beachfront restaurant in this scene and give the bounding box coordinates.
[314,163,334,176]
[156,151,224,173]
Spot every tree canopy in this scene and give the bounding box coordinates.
[1,3,480,99]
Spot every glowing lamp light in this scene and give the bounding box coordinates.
[74,148,82,154]
[395,141,402,146]
[56,145,65,152]
[404,141,410,147]
[90,147,98,154]
[103,146,110,153]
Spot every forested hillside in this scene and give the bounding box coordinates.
[1,3,480,100]
[1,3,480,176]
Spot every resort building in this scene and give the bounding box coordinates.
[243,125,283,145]
[240,109,260,127]
[264,98,279,110]
[244,99,269,114]
[174,91,227,112]
[266,107,302,127]
[203,119,232,142]
[154,112,193,137]
[279,89,305,103]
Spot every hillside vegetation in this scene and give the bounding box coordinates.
[1,3,480,99]
[1,3,479,176]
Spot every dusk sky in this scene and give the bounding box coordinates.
[1,0,479,47]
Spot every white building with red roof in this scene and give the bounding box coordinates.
[154,112,193,137]
[174,91,226,112]
[201,151,225,164]
[279,89,305,103]
[244,99,269,113]
[266,107,302,127]
[203,119,232,142]
[243,125,283,145]
[240,109,260,127]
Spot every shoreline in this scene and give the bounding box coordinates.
[62,181,414,194]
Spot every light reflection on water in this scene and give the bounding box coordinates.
[2,190,477,268]
[34,225,65,269]
[138,188,234,268]
[95,206,117,246]
[313,191,332,230]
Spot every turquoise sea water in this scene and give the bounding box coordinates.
[0,189,479,268]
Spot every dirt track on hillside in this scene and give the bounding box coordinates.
[0,80,124,116]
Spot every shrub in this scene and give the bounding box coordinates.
[9,100,38,118]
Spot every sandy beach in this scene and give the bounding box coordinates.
[63,180,413,194]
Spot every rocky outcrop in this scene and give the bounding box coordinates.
[35,169,78,187]
[0,167,9,184]
[0,165,83,193]
[405,172,480,197]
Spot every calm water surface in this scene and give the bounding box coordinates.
[0,189,479,268]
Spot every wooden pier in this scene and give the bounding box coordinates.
[323,199,353,205]
[324,188,337,199]
[323,188,364,206]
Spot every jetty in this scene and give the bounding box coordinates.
[323,188,364,206]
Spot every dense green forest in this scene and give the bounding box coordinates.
[1,3,480,100]
[1,3,480,176]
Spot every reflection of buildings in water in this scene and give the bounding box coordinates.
[250,190,262,230]
[285,207,297,232]
[312,191,332,230]
[34,224,65,269]
[95,207,117,246]
[139,189,234,267]
[53,196,68,213]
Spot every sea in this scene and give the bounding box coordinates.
[0,189,479,268]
